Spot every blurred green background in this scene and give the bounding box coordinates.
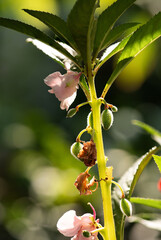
[0,0,161,239]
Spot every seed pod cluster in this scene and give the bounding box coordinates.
[101,108,113,130]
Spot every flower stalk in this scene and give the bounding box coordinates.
[88,72,116,240]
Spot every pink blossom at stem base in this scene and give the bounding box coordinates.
[57,204,99,240]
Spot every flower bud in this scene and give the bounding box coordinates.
[67,108,77,118]
[120,198,132,217]
[82,230,91,238]
[87,111,93,128]
[70,142,83,160]
[111,105,118,112]
[101,109,113,130]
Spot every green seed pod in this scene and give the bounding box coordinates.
[120,198,132,217]
[70,142,83,160]
[101,109,113,130]
[111,105,118,112]
[82,230,91,238]
[87,111,93,128]
[66,108,77,118]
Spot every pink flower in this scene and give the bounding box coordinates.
[158,178,161,192]
[57,204,99,240]
[44,71,81,110]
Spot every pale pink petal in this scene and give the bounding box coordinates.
[44,72,63,87]
[59,71,80,100]
[57,210,81,237]
[44,71,81,110]
[71,234,79,240]
[48,89,54,93]
[60,92,77,110]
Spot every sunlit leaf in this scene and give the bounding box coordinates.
[0,17,79,67]
[27,38,78,69]
[96,36,131,72]
[132,120,161,145]
[119,12,161,62]
[93,0,136,59]
[153,155,161,173]
[23,9,78,51]
[101,22,140,51]
[67,0,98,64]
[100,42,120,61]
[101,57,133,97]
[130,197,161,210]
[101,12,161,98]
[121,147,159,198]
[129,214,161,231]
[112,146,159,240]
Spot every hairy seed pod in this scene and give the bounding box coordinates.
[70,142,83,160]
[87,111,93,128]
[83,230,91,238]
[101,109,113,130]
[66,108,77,118]
[120,198,132,217]
[111,105,118,112]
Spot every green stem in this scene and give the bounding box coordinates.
[88,73,116,240]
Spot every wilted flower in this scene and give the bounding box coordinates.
[57,203,99,240]
[44,71,81,110]
[74,168,98,195]
[77,139,97,167]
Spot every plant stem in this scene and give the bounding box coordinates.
[88,72,116,240]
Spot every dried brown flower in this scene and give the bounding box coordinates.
[77,139,97,166]
[74,169,98,195]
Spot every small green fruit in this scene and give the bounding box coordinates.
[120,198,132,217]
[82,230,91,238]
[87,111,93,128]
[66,108,77,118]
[111,105,118,112]
[70,142,83,160]
[101,109,113,130]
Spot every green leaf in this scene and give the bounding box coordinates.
[27,38,67,68]
[0,17,80,68]
[101,22,140,51]
[129,214,161,231]
[101,12,161,98]
[101,57,133,98]
[132,120,161,145]
[153,155,161,173]
[79,74,90,100]
[96,36,131,73]
[93,0,136,59]
[119,12,161,62]
[121,147,159,198]
[112,146,159,240]
[67,0,98,64]
[23,9,78,51]
[130,197,161,210]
